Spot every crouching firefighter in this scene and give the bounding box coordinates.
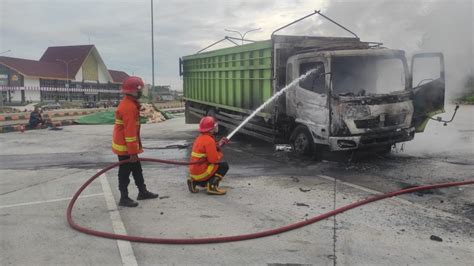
[112,76,159,207]
[188,116,230,195]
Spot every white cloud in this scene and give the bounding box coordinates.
[1,0,472,95]
[1,0,323,89]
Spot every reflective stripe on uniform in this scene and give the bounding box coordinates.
[125,136,137,143]
[112,141,140,152]
[190,164,216,180]
[191,152,207,158]
[115,119,139,125]
[112,142,128,152]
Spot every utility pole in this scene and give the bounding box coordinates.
[56,58,78,102]
[150,0,155,103]
[0,86,3,108]
[0,50,12,107]
[224,28,261,44]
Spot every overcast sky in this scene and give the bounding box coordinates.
[1,0,472,96]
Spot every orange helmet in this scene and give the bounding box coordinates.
[122,76,144,94]
[199,116,217,133]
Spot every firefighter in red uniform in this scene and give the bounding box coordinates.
[188,116,229,195]
[112,76,158,207]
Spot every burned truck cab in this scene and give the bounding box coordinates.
[328,49,414,150]
[286,48,445,152]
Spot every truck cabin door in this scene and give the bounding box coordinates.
[410,52,445,132]
[294,61,329,131]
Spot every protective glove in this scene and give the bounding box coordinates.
[217,137,229,149]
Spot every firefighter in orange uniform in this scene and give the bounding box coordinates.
[112,76,158,207]
[188,116,229,195]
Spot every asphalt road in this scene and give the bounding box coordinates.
[0,107,473,265]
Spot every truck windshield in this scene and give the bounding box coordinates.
[331,56,406,96]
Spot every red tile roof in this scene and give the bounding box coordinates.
[108,70,130,83]
[39,45,94,78]
[0,45,129,83]
[0,56,67,79]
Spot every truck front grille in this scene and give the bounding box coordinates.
[354,114,406,129]
[354,117,379,129]
[385,114,406,127]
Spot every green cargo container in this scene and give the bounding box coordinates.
[182,40,273,113]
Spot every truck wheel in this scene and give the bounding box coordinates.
[290,125,314,156]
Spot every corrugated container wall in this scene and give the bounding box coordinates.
[182,40,273,111]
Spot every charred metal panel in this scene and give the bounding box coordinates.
[330,92,414,136]
[285,54,331,144]
[328,128,415,151]
[342,101,413,135]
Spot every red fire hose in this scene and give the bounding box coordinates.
[66,157,474,244]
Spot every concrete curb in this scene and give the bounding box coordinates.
[154,103,185,109]
[0,108,182,133]
[161,108,184,114]
[0,119,76,134]
[0,109,106,121]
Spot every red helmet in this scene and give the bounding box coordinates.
[199,116,217,133]
[122,76,144,94]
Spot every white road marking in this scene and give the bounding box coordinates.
[0,193,103,209]
[318,174,401,198]
[99,173,138,266]
[317,174,474,224]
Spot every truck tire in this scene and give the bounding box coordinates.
[290,125,314,156]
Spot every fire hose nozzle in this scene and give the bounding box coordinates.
[218,137,230,148]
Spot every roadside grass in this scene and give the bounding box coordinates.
[458,94,474,104]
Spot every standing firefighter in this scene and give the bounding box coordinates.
[112,76,158,207]
[188,116,229,195]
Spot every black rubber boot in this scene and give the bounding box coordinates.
[187,178,199,193]
[119,190,138,207]
[119,197,139,207]
[137,185,159,200]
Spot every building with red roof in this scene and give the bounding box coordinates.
[0,45,129,103]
